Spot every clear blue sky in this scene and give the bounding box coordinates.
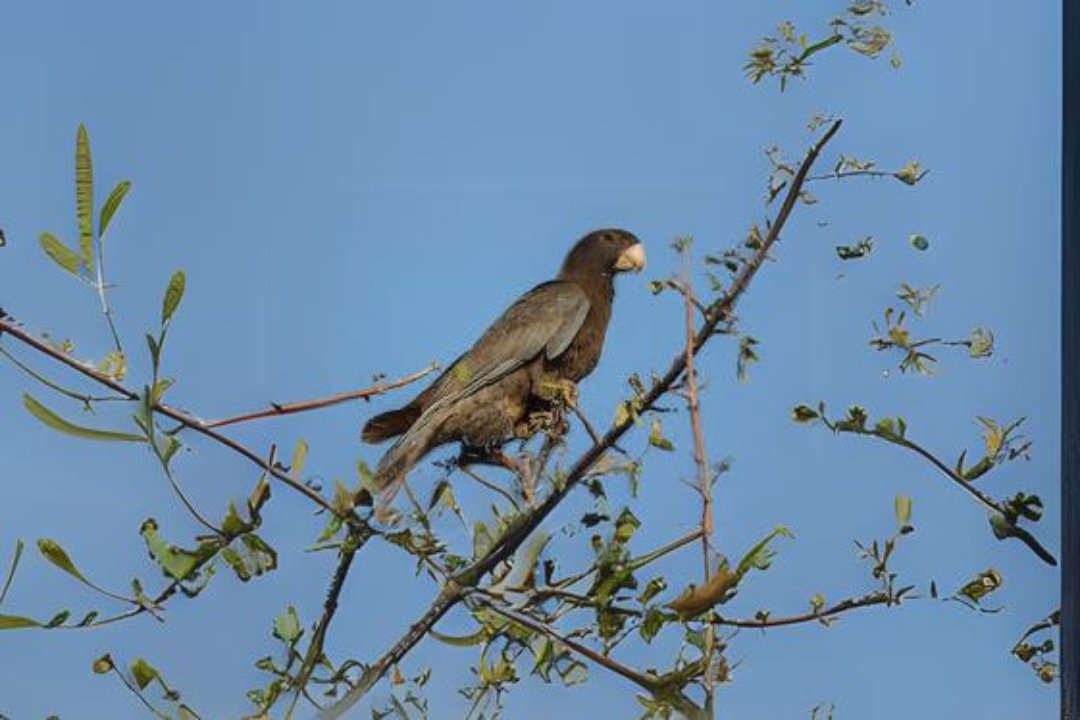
[0,2,1061,718]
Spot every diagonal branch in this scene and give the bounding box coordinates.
[320,119,844,718]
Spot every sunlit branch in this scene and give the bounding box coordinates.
[202,363,438,429]
[680,251,717,711]
[711,589,896,629]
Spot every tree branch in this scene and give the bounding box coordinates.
[203,364,438,429]
[0,314,348,519]
[680,250,717,711]
[837,425,1057,566]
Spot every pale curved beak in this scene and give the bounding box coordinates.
[615,242,646,273]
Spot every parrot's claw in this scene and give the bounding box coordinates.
[537,378,579,409]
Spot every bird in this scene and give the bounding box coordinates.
[360,229,645,515]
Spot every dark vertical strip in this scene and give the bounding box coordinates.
[1064,0,1078,716]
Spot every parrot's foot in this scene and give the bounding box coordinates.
[536,378,579,409]
[457,444,527,476]
[515,409,569,440]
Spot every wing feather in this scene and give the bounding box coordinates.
[410,280,589,428]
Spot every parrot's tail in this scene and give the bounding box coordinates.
[361,405,421,444]
[370,422,433,520]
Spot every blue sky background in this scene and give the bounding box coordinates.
[0,1,1061,718]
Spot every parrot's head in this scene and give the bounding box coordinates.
[558,228,646,280]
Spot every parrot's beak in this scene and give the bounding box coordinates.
[615,242,647,273]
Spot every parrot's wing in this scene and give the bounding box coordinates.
[417,280,590,422]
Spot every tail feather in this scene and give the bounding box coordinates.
[371,426,431,521]
[362,405,421,443]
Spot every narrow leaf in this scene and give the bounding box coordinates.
[0,614,41,630]
[430,628,488,647]
[37,539,93,586]
[162,270,186,324]
[75,124,94,271]
[290,439,309,476]
[39,232,83,275]
[99,180,131,237]
[23,394,146,443]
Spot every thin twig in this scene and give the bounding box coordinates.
[93,232,125,358]
[711,590,893,628]
[319,120,845,718]
[550,528,704,592]
[154,452,220,535]
[478,598,660,692]
[806,169,895,183]
[0,345,126,405]
[570,404,605,448]
[680,251,716,710]
[108,663,170,720]
[840,426,1056,565]
[203,364,438,429]
[458,464,521,511]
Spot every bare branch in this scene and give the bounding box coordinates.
[680,248,718,711]
[203,364,439,429]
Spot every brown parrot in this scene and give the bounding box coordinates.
[361,228,645,511]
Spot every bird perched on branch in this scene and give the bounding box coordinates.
[361,229,645,514]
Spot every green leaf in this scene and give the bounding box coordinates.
[39,232,83,275]
[640,606,670,643]
[140,519,202,581]
[430,627,488,647]
[92,654,114,674]
[273,605,302,644]
[791,404,820,423]
[75,125,94,271]
[290,439,309,476]
[37,539,95,588]
[0,614,41,630]
[129,658,159,690]
[162,270,186,324]
[957,568,1003,604]
[893,161,927,186]
[967,327,995,358]
[894,494,913,531]
[146,333,162,373]
[614,508,641,544]
[23,394,146,443]
[99,180,131,238]
[648,418,674,451]
[356,460,377,492]
[736,525,794,577]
